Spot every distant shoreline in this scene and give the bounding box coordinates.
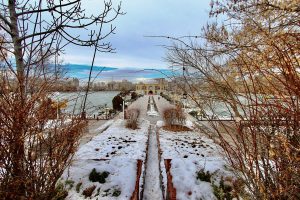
[50,90,123,93]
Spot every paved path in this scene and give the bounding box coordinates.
[143,124,163,200]
[127,95,149,117]
[141,95,166,200]
[99,95,171,200]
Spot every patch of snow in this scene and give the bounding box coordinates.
[147,110,159,116]
[156,120,165,128]
[185,120,194,129]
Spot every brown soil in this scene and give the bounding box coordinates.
[162,125,192,132]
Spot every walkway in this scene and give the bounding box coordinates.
[142,95,165,200]
[112,95,171,199]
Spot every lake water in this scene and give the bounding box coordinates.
[57,91,119,115]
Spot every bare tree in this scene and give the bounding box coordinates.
[0,0,122,199]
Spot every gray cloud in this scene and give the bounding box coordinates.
[63,0,212,69]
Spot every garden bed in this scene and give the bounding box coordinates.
[60,119,150,199]
[162,124,192,132]
[157,121,237,200]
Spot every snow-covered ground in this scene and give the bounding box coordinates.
[153,95,174,115]
[61,119,150,199]
[157,121,233,200]
[127,95,149,116]
[79,120,114,147]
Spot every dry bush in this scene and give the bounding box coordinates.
[217,105,300,199]
[125,109,140,130]
[0,90,86,199]
[163,106,188,131]
[163,107,177,126]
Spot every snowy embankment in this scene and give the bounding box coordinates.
[61,119,150,200]
[157,121,234,200]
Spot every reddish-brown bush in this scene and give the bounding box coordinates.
[163,106,186,126]
[163,106,188,131]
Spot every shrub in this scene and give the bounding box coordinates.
[163,107,177,126]
[112,188,121,197]
[163,105,186,127]
[112,95,123,111]
[175,106,186,125]
[213,184,226,200]
[125,109,140,130]
[131,92,138,100]
[89,168,110,183]
[119,89,130,97]
[82,185,96,198]
[196,169,212,182]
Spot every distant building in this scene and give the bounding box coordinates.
[135,78,167,95]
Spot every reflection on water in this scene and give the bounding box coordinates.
[56,91,119,115]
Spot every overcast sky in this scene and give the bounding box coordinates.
[63,0,212,69]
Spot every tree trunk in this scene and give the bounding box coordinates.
[8,0,26,198]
